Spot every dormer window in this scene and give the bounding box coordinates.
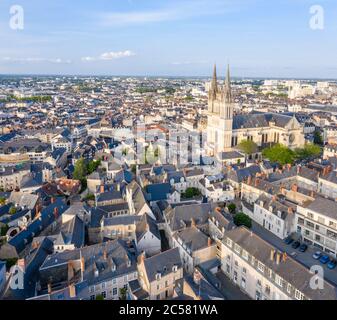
[156,273,161,281]
[172,265,178,273]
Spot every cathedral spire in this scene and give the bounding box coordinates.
[224,64,232,103]
[210,64,218,96]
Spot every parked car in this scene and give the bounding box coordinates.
[328,260,337,270]
[299,244,308,252]
[313,251,322,260]
[284,236,294,245]
[319,255,330,264]
[291,241,300,249]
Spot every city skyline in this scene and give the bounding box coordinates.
[0,0,336,78]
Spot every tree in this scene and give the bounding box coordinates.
[0,197,6,206]
[234,213,252,229]
[73,158,88,192]
[295,143,321,161]
[95,294,104,300]
[314,130,324,146]
[182,187,201,199]
[87,159,101,174]
[119,287,127,300]
[9,206,17,215]
[227,203,236,215]
[73,158,87,180]
[131,164,137,175]
[237,139,258,155]
[0,224,9,236]
[262,144,295,165]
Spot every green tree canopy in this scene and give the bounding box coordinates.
[87,159,101,175]
[182,187,201,199]
[295,143,321,161]
[9,206,17,215]
[0,197,6,206]
[262,144,295,165]
[237,139,258,155]
[234,213,252,229]
[73,158,87,180]
[313,130,324,146]
[227,203,236,214]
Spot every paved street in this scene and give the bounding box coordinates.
[215,271,251,300]
[251,221,337,287]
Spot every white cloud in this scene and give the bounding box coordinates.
[0,57,72,64]
[81,50,136,62]
[99,0,238,26]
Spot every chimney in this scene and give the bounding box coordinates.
[282,252,288,263]
[51,197,55,204]
[137,252,145,265]
[69,283,76,298]
[247,175,252,185]
[47,282,52,295]
[291,184,298,193]
[310,190,315,198]
[276,252,281,265]
[53,207,59,219]
[270,249,276,261]
[103,249,107,260]
[100,184,105,194]
[116,183,120,192]
[254,178,260,187]
[191,218,196,227]
[207,237,212,247]
[287,207,293,214]
[80,256,85,273]
[68,261,75,280]
[297,166,301,174]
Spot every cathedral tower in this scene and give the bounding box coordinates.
[206,64,233,155]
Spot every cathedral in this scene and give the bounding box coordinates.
[206,65,305,156]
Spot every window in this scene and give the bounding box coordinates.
[90,295,95,300]
[242,250,248,260]
[101,291,106,299]
[234,244,241,254]
[257,262,265,272]
[112,288,117,296]
[241,278,246,289]
[295,290,303,300]
[307,212,314,219]
[242,267,247,274]
[233,271,238,283]
[226,238,232,247]
[275,275,283,287]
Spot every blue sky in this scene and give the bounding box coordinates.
[0,0,336,78]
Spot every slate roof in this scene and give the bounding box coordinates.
[39,239,136,289]
[224,227,337,300]
[232,113,293,130]
[54,215,85,248]
[7,199,68,254]
[304,196,337,220]
[146,183,174,202]
[164,203,211,232]
[136,214,161,242]
[174,226,211,252]
[142,248,182,282]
